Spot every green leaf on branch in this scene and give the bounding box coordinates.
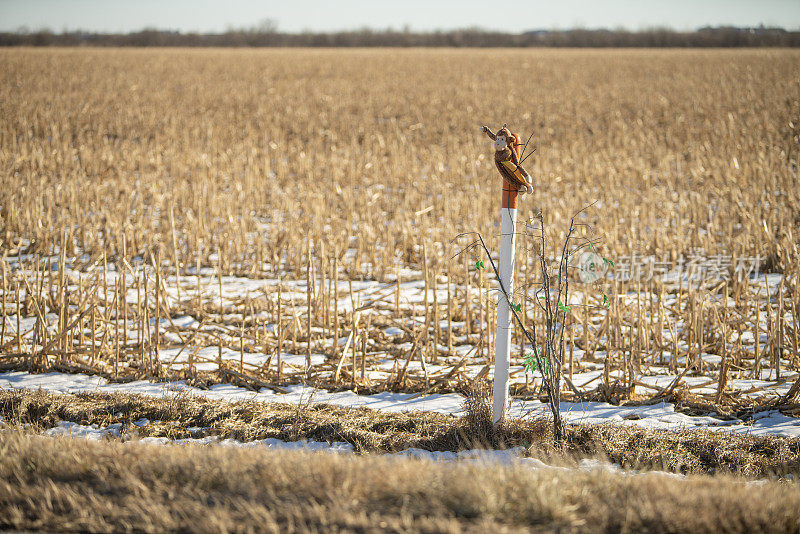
[523,350,550,375]
[602,257,615,268]
[602,293,610,306]
[511,302,521,313]
[558,301,570,312]
[475,260,485,271]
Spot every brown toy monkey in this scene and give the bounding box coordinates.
[481,124,534,194]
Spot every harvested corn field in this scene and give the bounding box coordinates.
[1,48,799,418]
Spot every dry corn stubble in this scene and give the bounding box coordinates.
[0,48,799,408]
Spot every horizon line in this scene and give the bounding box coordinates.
[6,24,800,35]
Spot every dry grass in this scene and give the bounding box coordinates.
[2,388,798,478]
[1,430,800,533]
[0,48,799,409]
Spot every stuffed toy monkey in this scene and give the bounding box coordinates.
[481,124,534,194]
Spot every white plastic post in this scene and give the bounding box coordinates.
[492,186,519,424]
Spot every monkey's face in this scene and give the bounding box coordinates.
[494,134,511,151]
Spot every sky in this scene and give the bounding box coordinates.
[1,0,799,34]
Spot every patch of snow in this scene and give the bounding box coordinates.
[43,421,122,440]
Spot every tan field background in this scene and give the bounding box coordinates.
[0,48,799,410]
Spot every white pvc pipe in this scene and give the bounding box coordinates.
[492,206,517,424]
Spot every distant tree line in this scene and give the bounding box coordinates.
[2,26,799,48]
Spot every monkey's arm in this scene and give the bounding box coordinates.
[480,126,497,140]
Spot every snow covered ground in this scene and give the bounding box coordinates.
[1,261,794,391]
[1,370,797,438]
[1,254,797,444]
